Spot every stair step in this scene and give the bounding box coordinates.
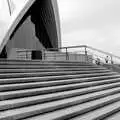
[0,65,104,69]
[24,101,120,120]
[1,77,120,92]
[91,107,120,120]
[1,92,120,120]
[54,97,120,120]
[0,60,91,65]
[1,80,120,100]
[0,62,93,66]
[0,67,108,73]
[28,95,120,120]
[0,73,119,85]
[0,70,112,79]
[103,109,120,120]
[0,59,119,119]
[0,87,120,111]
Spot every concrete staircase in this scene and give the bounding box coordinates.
[1,60,120,120]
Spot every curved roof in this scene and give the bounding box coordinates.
[0,0,61,52]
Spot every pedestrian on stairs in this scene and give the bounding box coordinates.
[105,56,109,64]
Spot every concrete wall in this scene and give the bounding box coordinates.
[6,15,44,59]
[8,49,93,63]
[44,51,93,63]
[7,16,44,49]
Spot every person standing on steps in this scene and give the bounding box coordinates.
[105,56,109,64]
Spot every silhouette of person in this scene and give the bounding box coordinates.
[105,56,109,64]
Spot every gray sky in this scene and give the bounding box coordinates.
[0,0,120,55]
[58,0,120,55]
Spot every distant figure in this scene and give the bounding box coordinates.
[105,56,109,64]
[96,58,100,65]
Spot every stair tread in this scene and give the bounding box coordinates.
[1,93,120,120]
[0,62,88,64]
[1,79,120,95]
[0,60,119,119]
[0,69,111,76]
[1,74,120,85]
[0,69,110,74]
[105,111,120,120]
[1,76,120,87]
[1,77,120,92]
[0,72,117,80]
[1,82,120,101]
[24,95,120,120]
[0,64,95,67]
[70,100,120,120]
[1,87,120,111]
[0,68,108,73]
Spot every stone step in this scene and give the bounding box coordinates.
[104,109,120,120]
[91,107,120,120]
[0,70,112,79]
[1,77,120,92]
[25,100,120,120]
[0,72,118,85]
[0,62,95,67]
[0,65,103,69]
[0,60,119,120]
[50,96,120,120]
[0,60,94,66]
[0,86,120,111]
[0,67,108,73]
[0,60,91,64]
[1,91,120,120]
[1,80,120,100]
[0,61,92,66]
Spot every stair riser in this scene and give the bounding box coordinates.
[0,63,93,66]
[1,78,120,92]
[1,96,120,120]
[0,73,117,85]
[0,70,111,79]
[1,83,120,101]
[1,88,120,111]
[0,60,91,65]
[93,107,120,120]
[0,68,108,73]
[53,97,120,120]
[0,65,104,69]
[0,60,120,120]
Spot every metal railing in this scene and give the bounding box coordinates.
[16,45,120,65]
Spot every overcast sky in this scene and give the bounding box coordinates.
[58,0,120,55]
[0,0,120,55]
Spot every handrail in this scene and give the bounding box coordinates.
[16,45,86,52]
[87,46,120,60]
[47,45,119,59]
[46,45,87,51]
[46,45,120,61]
[16,45,120,64]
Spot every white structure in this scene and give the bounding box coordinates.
[0,0,61,59]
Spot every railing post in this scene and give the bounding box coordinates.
[75,53,77,61]
[66,48,69,60]
[43,49,46,60]
[26,51,28,60]
[111,56,113,64]
[85,46,88,62]
[54,52,56,61]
